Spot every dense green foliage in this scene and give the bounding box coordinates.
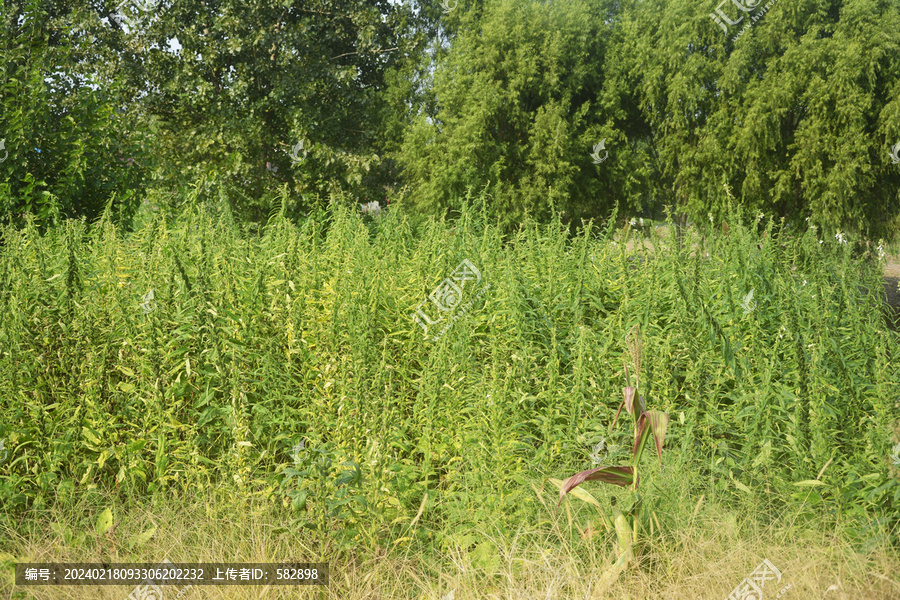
[397,0,900,238]
[0,0,149,230]
[397,0,655,232]
[108,0,421,221]
[0,195,897,550]
[1,0,429,225]
[4,0,898,239]
[609,0,900,240]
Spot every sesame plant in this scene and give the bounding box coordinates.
[278,438,368,552]
[553,326,669,589]
[1,189,899,582]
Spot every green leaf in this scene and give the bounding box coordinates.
[127,440,147,453]
[97,450,111,470]
[613,507,634,561]
[732,478,753,494]
[82,427,101,446]
[0,552,17,568]
[292,490,308,511]
[95,508,113,535]
[548,478,603,510]
[793,480,827,487]
[472,541,499,571]
[128,526,156,549]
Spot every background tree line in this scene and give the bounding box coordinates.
[1,0,898,241]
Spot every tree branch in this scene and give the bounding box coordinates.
[331,47,398,61]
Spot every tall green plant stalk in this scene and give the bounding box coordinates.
[553,327,669,588]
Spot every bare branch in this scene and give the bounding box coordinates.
[331,47,398,61]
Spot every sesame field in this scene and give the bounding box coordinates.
[0,196,898,599]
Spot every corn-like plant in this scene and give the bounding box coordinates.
[554,327,669,588]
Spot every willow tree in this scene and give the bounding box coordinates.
[395,0,656,234]
[611,0,900,240]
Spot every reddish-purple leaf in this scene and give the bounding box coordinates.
[632,410,669,462]
[558,466,636,506]
[610,399,625,431]
[623,387,637,415]
[633,414,650,460]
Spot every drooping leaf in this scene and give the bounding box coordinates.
[648,410,669,459]
[632,410,669,463]
[549,477,603,510]
[548,479,613,531]
[558,466,636,506]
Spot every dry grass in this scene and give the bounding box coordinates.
[2,484,899,600]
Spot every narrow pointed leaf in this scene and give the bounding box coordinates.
[558,466,636,506]
[648,410,669,460]
[623,387,636,415]
[632,410,669,463]
[632,414,651,462]
[548,478,603,510]
[610,399,625,431]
